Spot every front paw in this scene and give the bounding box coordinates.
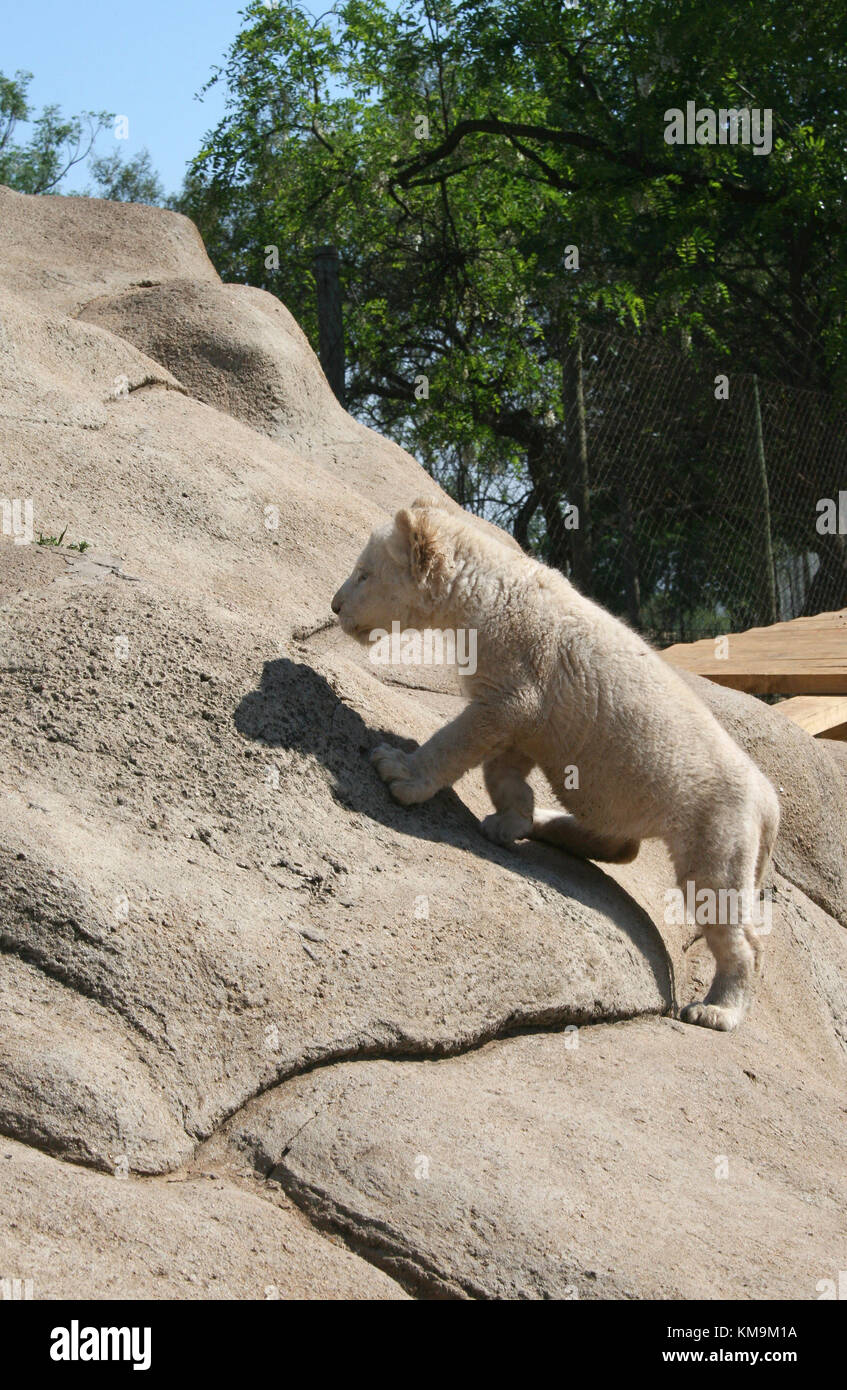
[370,743,433,805]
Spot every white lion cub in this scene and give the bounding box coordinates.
[331,500,780,1032]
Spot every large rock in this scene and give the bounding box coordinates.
[79,280,339,440]
[211,875,847,1300]
[0,1136,406,1299]
[0,185,218,315]
[217,944,847,1299]
[0,629,670,1174]
[0,183,844,1299]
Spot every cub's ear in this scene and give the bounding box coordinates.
[392,507,451,593]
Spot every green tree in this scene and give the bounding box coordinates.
[0,69,164,204]
[394,0,847,394]
[85,147,164,204]
[180,0,847,621]
[182,0,633,578]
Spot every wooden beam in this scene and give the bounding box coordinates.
[774,695,847,738]
[661,609,847,695]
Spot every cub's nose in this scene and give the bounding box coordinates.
[330,590,342,615]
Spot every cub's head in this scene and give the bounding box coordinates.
[331,499,452,643]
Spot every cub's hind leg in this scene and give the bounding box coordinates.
[481,748,535,848]
[677,830,763,1033]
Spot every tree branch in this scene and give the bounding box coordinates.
[394,117,775,205]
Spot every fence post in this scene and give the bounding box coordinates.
[751,374,778,625]
[313,245,345,406]
[562,330,591,589]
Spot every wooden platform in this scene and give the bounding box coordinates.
[662,608,847,738]
[773,695,847,740]
[662,609,847,695]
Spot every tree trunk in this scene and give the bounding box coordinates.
[513,486,539,550]
[802,531,847,615]
[526,444,571,574]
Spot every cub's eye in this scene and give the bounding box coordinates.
[357,572,369,583]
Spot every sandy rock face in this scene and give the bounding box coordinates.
[0,184,844,1299]
[0,1136,406,1300]
[78,280,350,449]
[0,186,218,315]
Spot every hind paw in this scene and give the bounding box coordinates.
[481,811,533,848]
[680,1001,742,1032]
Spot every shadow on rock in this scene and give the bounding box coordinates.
[235,656,672,1007]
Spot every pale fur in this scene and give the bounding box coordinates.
[331,500,780,1032]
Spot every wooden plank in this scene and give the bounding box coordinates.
[661,609,847,694]
[774,695,847,737]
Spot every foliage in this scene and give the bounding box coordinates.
[0,69,164,203]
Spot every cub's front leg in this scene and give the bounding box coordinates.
[481,748,535,847]
[371,702,502,806]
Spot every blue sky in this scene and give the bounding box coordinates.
[3,0,310,197]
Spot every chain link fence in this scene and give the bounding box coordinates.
[521,328,847,646]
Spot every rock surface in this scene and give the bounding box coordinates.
[0,183,844,1299]
[0,1136,405,1299]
